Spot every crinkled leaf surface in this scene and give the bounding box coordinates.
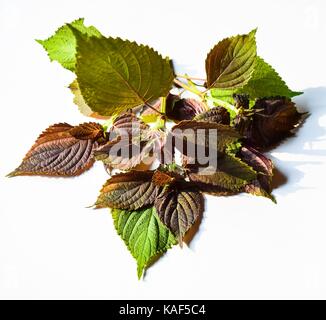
[94,136,157,171]
[240,146,275,202]
[152,170,179,187]
[95,111,170,170]
[71,27,174,116]
[211,57,302,101]
[109,111,149,136]
[69,122,104,140]
[94,112,163,170]
[155,187,204,240]
[194,106,230,124]
[112,207,177,279]
[8,123,103,177]
[187,154,257,191]
[95,170,161,210]
[141,95,206,122]
[171,120,241,155]
[37,18,101,71]
[205,29,256,89]
[237,57,302,98]
[244,98,306,149]
[167,97,206,121]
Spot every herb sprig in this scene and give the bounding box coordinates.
[8,18,306,279]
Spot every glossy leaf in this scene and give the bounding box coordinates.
[8,123,103,177]
[187,154,257,191]
[37,18,101,71]
[205,29,256,89]
[95,170,161,210]
[244,98,306,149]
[155,186,204,240]
[210,57,302,104]
[69,122,104,140]
[109,111,149,136]
[112,207,177,279]
[71,28,174,116]
[237,57,302,98]
[171,120,241,155]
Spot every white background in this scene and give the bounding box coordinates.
[1,0,326,299]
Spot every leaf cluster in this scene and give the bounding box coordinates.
[9,19,306,278]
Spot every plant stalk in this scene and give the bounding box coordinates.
[173,79,204,98]
[176,74,206,82]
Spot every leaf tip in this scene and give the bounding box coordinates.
[137,265,144,280]
[292,91,304,97]
[270,195,277,204]
[6,170,18,178]
[250,27,258,36]
[35,39,44,45]
[92,199,104,209]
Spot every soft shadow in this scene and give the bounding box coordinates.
[271,167,288,189]
[268,87,326,194]
[183,208,204,247]
[144,201,205,276]
[169,88,326,254]
[272,87,326,156]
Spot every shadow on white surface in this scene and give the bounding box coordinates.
[270,87,326,193]
[185,87,326,250]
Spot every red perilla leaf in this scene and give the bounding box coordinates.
[167,97,206,121]
[8,122,104,177]
[186,154,257,192]
[110,110,149,136]
[239,146,275,202]
[205,29,256,89]
[243,98,306,150]
[152,169,178,187]
[94,136,155,171]
[69,122,105,140]
[194,106,230,124]
[171,120,241,153]
[155,185,204,240]
[95,169,183,210]
[95,170,162,210]
[142,94,206,122]
[94,111,161,170]
[95,168,204,241]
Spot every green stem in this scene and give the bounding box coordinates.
[153,97,166,130]
[210,97,237,112]
[173,79,204,98]
[176,74,206,82]
[160,96,166,114]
